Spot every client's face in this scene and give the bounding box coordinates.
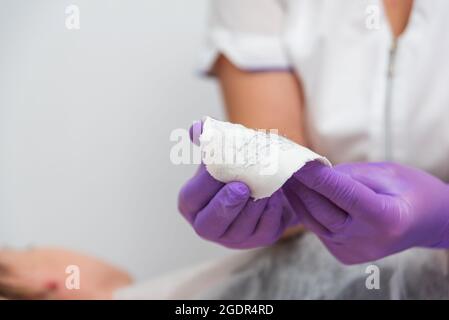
[0,247,132,300]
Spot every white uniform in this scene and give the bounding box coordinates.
[199,0,449,181]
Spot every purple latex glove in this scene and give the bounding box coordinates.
[177,121,298,249]
[284,161,449,264]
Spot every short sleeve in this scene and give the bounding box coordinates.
[198,0,291,75]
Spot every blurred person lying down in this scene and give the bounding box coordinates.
[0,247,132,299]
[2,233,449,300]
[0,245,260,300]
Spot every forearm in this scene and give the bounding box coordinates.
[214,55,307,145]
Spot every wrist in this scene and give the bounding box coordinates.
[281,224,305,240]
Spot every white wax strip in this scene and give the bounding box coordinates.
[199,117,331,200]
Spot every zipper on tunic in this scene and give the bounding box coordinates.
[384,39,398,161]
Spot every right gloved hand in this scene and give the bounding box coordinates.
[177,121,299,249]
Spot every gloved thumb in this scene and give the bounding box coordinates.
[189,120,203,146]
[293,160,381,217]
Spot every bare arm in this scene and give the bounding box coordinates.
[213,55,306,238]
[214,55,307,145]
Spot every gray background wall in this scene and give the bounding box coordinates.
[0,0,231,280]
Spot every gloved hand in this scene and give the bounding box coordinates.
[283,161,449,264]
[177,121,299,249]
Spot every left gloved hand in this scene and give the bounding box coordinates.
[283,161,449,264]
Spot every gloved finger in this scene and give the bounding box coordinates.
[306,162,404,226]
[246,193,286,246]
[193,182,250,240]
[288,179,350,233]
[189,120,203,146]
[219,197,268,244]
[321,241,357,265]
[335,162,403,195]
[293,161,383,218]
[178,165,224,223]
[323,240,380,265]
[278,190,301,227]
[283,184,332,237]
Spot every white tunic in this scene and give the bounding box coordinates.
[199,0,449,181]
